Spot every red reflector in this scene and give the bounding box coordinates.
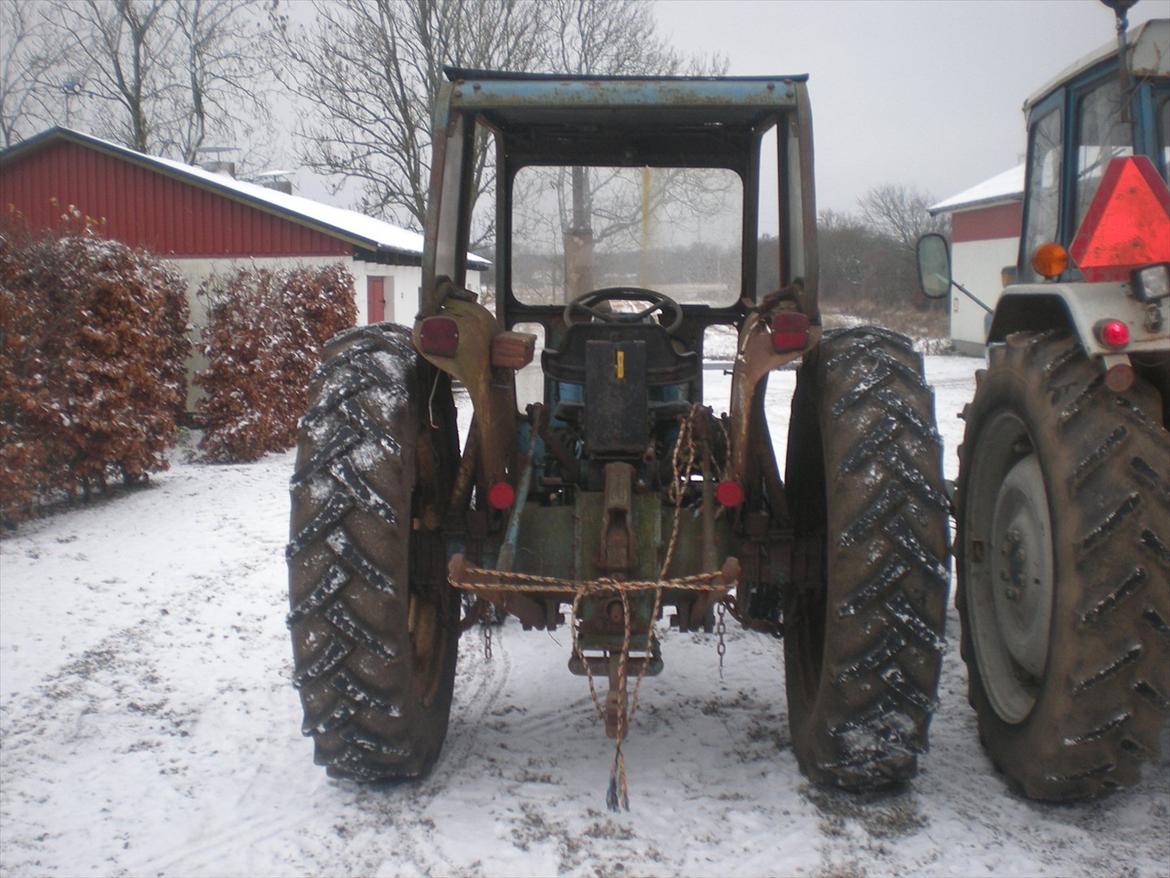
[1097,319,1130,349]
[771,311,810,352]
[1105,363,1136,393]
[487,482,515,510]
[418,316,459,356]
[715,480,745,507]
[1070,156,1170,282]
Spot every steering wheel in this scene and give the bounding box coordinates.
[563,287,684,335]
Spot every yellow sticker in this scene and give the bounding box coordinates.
[615,349,625,380]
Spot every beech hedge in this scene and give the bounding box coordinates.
[195,264,356,462]
[0,215,191,524]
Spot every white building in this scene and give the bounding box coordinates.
[929,165,1024,355]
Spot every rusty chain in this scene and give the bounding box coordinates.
[716,600,727,680]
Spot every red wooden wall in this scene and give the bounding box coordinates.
[951,201,1023,244]
[0,139,349,258]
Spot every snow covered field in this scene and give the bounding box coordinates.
[2,355,1168,877]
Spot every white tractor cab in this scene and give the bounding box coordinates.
[919,16,1169,406]
[917,9,1170,803]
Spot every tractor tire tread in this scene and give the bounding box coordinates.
[785,326,949,791]
[287,323,456,781]
[957,331,1170,800]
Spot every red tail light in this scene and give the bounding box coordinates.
[715,480,745,507]
[487,482,515,510]
[418,316,459,357]
[771,311,810,352]
[1096,319,1130,349]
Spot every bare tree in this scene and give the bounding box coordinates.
[165,0,273,164]
[273,0,545,242]
[532,0,727,298]
[541,0,684,78]
[859,184,947,256]
[0,0,68,146]
[35,0,272,167]
[46,0,175,152]
[822,187,950,312]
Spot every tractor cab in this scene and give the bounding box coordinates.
[918,18,1170,375]
[412,70,823,590]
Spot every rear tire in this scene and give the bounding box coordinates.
[287,324,459,780]
[784,326,950,790]
[957,331,1170,800]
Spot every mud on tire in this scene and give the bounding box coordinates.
[287,323,459,780]
[957,331,1170,800]
[784,326,950,790]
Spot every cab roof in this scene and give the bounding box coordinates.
[441,67,809,167]
[1024,18,1169,113]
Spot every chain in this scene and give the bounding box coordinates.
[481,613,493,661]
[716,600,727,680]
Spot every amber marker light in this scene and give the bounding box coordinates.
[1031,242,1069,280]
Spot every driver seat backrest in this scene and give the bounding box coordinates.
[541,322,698,386]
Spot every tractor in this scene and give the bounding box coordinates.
[916,11,1170,800]
[288,68,949,799]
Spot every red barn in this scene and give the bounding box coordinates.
[0,127,486,401]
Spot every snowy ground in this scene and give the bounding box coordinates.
[2,354,1168,878]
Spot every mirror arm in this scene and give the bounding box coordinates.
[951,279,994,314]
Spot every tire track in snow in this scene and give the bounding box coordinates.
[350,626,513,875]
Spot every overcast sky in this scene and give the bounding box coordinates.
[291,0,1165,222]
[653,0,1164,214]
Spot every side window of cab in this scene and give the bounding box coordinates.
[1072,76,1133,232]
[1158,94,1170,181]
[1021,109,1063,283]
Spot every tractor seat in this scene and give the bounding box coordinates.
[541,322,698,386]
[542,323,698,450]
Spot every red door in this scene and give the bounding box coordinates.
[367,276,385,323]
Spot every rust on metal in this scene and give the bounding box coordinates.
[413,293,516,489]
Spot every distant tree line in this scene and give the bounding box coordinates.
[807,184,950,313]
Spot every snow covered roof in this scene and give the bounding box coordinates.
[0,127,489,269]
[1025,19,1169,112]
[929,164,1025,216]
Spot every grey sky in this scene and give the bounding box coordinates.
[653,0,1164,214]
[291,0,1164,223]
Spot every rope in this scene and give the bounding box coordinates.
[447,404,737,812]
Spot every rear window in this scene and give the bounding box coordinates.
[1073,77,1133,231]
[510,165,743,307]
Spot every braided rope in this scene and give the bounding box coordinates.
[448,404,737,811]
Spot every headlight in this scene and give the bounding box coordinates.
[1133,264,1169,302]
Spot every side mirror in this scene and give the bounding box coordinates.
[916,233,952,299]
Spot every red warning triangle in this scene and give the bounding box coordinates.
[1069,155,1170,282]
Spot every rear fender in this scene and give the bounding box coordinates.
[413,295,516,489]
[989,283,1169,358]
[727,312,821,500]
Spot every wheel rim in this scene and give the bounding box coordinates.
[965,412,1055,724]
